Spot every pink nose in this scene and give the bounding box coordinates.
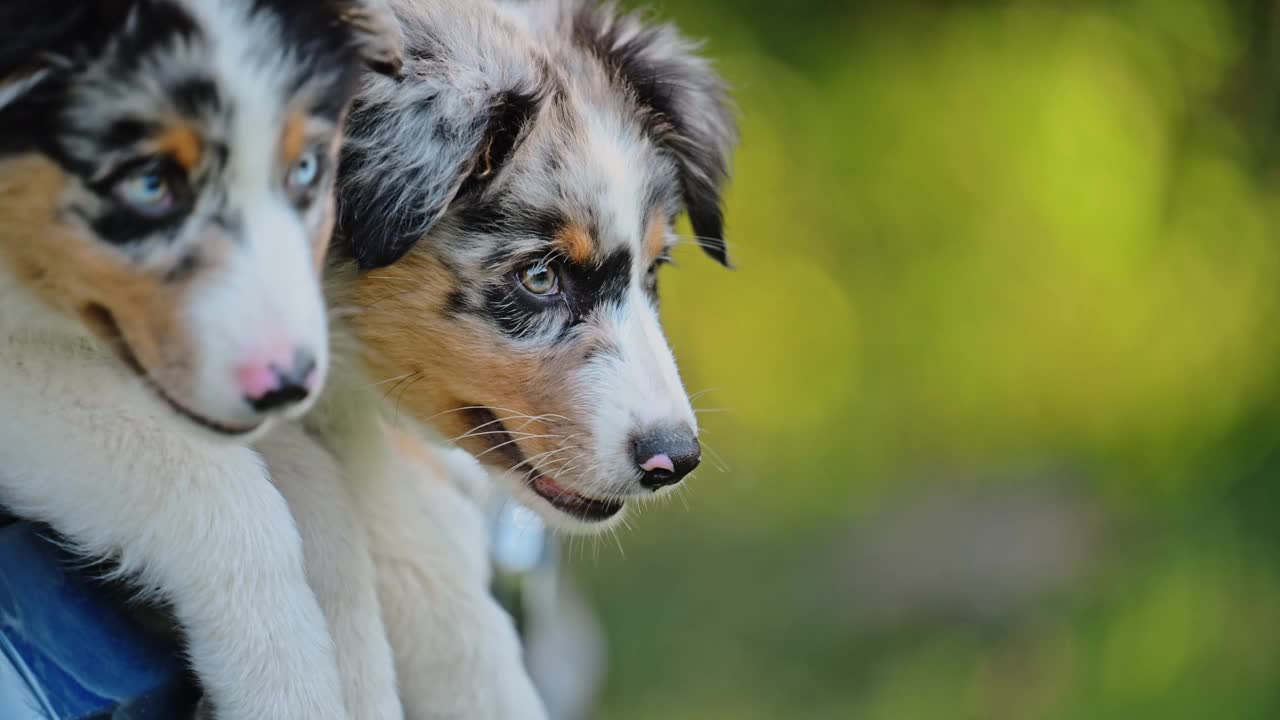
[639,454,675,474]
[235,348,318,413]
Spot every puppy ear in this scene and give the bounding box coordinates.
[0,0,116,109]
[336,0,407,78]
[0,0,133,150]
[572,2,738,267]
[337,62,546,270]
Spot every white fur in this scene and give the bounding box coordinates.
[0,0,400,714]
[0,275,345,720]
[292,342,549,720]
[259,422,403,720]
[371,428,547,720]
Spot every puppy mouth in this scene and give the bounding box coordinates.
[85,305,262,437]
[523,467,625,523]
[462,406,624,522]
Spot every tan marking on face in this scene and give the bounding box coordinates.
[346,250,589,477]
[0,154,229,401]
[556,223,594,264]
[645,214,668,261]
[151,124,202,173]
[281,111,307,166]
[309,132,346,271]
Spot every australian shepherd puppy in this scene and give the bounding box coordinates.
[279,0,737,715]
[0,1,399,718]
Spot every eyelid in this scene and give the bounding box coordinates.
[97,156,170,185]
[90,155,188,198]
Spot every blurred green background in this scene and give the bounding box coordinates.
[569,1,1280,718]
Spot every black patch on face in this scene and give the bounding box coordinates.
[101,118,156,148]
[484,246,634,341]
[88,205,186,246]
[84,155,195,244]
[171,76,220,116]
[562,247,632,320]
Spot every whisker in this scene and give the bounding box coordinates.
[687,387,722,402]
[451,428,556,444]
[471,434,562,460]
[421,404,568,425]
[607,525,626,558]
[380,369,422,405]
[392,373,425,419]
[699,438,730,473]
[368,371,417,388]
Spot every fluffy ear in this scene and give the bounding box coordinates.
[337,0,407,78]
[336,45,548,269]
[571,2,738,267]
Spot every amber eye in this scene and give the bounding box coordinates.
[517,264,559,297]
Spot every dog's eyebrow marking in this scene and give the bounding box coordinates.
[645,214,668,261]
[152,124,202,172]
[555,223,594,264]
[280,110,307,165]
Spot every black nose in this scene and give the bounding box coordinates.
[632,425,701,490]
[245,350,316,413]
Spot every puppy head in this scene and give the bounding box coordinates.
[337,0,736,530]
[0,0,402,439]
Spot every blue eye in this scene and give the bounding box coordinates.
[287,150,320,196]
[114,170,174,216]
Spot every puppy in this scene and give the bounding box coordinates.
[275,0,737,716]
[0,1,400,717]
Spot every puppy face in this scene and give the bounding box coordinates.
[0,0,401,438]
[337,0,735,530]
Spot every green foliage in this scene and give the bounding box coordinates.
[574,1,1280,717]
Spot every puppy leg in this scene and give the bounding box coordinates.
[0,376,345,720]
[261,423,404,720]
[360,432,548,720]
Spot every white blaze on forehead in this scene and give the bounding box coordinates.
[581,109,646,250]
[181,0,293,198]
